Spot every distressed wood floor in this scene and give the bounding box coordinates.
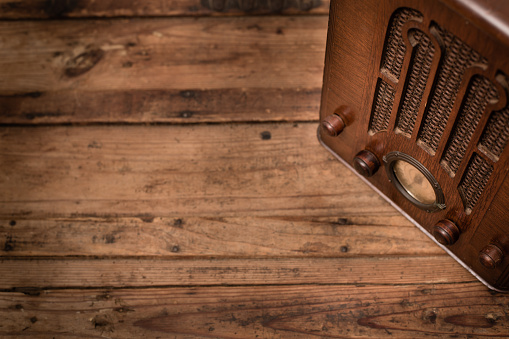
[1,1,508,337]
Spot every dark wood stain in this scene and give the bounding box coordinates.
[0,92,43,99]
[0,0,329,18]
[444,314,497,328]
[4,236,14,252]
[64,49,104,77]
[44,0,80,18]
[0,88,322,124]
[201,0,321,12]
[12,287,42,297]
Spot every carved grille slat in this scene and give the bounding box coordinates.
[370,8,423,134]
[441,76,499,175]
[479,103,509,161]
[418,25,487,154]
[459,154,493,214]
[369,80,396,133]
[396,29,435,136]
[381,8,423,80]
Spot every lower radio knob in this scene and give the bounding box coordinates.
[321,114,346,137]
[432,219,460,245]
[479,244,504,269]
[353,150,380,177]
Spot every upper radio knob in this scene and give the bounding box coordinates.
[321,114,345,137]
[321,106,355,137]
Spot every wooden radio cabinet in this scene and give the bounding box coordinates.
[319,0,509,291]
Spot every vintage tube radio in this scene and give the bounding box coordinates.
[319,0,509,291]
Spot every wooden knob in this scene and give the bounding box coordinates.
[432,219,460,245]
[479,244,504,269]
[353,150,380,177]
[321,114,345,137]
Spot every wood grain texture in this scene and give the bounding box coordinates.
[0,0,330,19]
[0,88,321,124]
[0,215,445,258]
[0,123,393,218]
[1,284,506,338]
[0,256,472,289]
[1,2,504,337]
[0,16,327,124]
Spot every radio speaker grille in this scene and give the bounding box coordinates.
[369,7,509,213]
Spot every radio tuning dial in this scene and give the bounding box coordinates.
[479,244,504,269]
[353,150,380,177]
[432,219,460,245]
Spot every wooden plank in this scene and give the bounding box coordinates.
[0,16,327,124]
[1,283,504,338]
[0,123,395,218]
[0,0,330,19]
[0,215,445,257]
[0,88,321,124]
[0,256,473,289]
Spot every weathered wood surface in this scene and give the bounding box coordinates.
[2,122,440,258]
[1,3,507,337]
[1,284,507,338]
[0,0,330,19]
[0,123,391,218]
[0,16,327,124]
[0,256,468,289]
[0,216,442,257]
[0,88,322,124]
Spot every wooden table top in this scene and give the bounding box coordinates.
[0,1,507,337]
